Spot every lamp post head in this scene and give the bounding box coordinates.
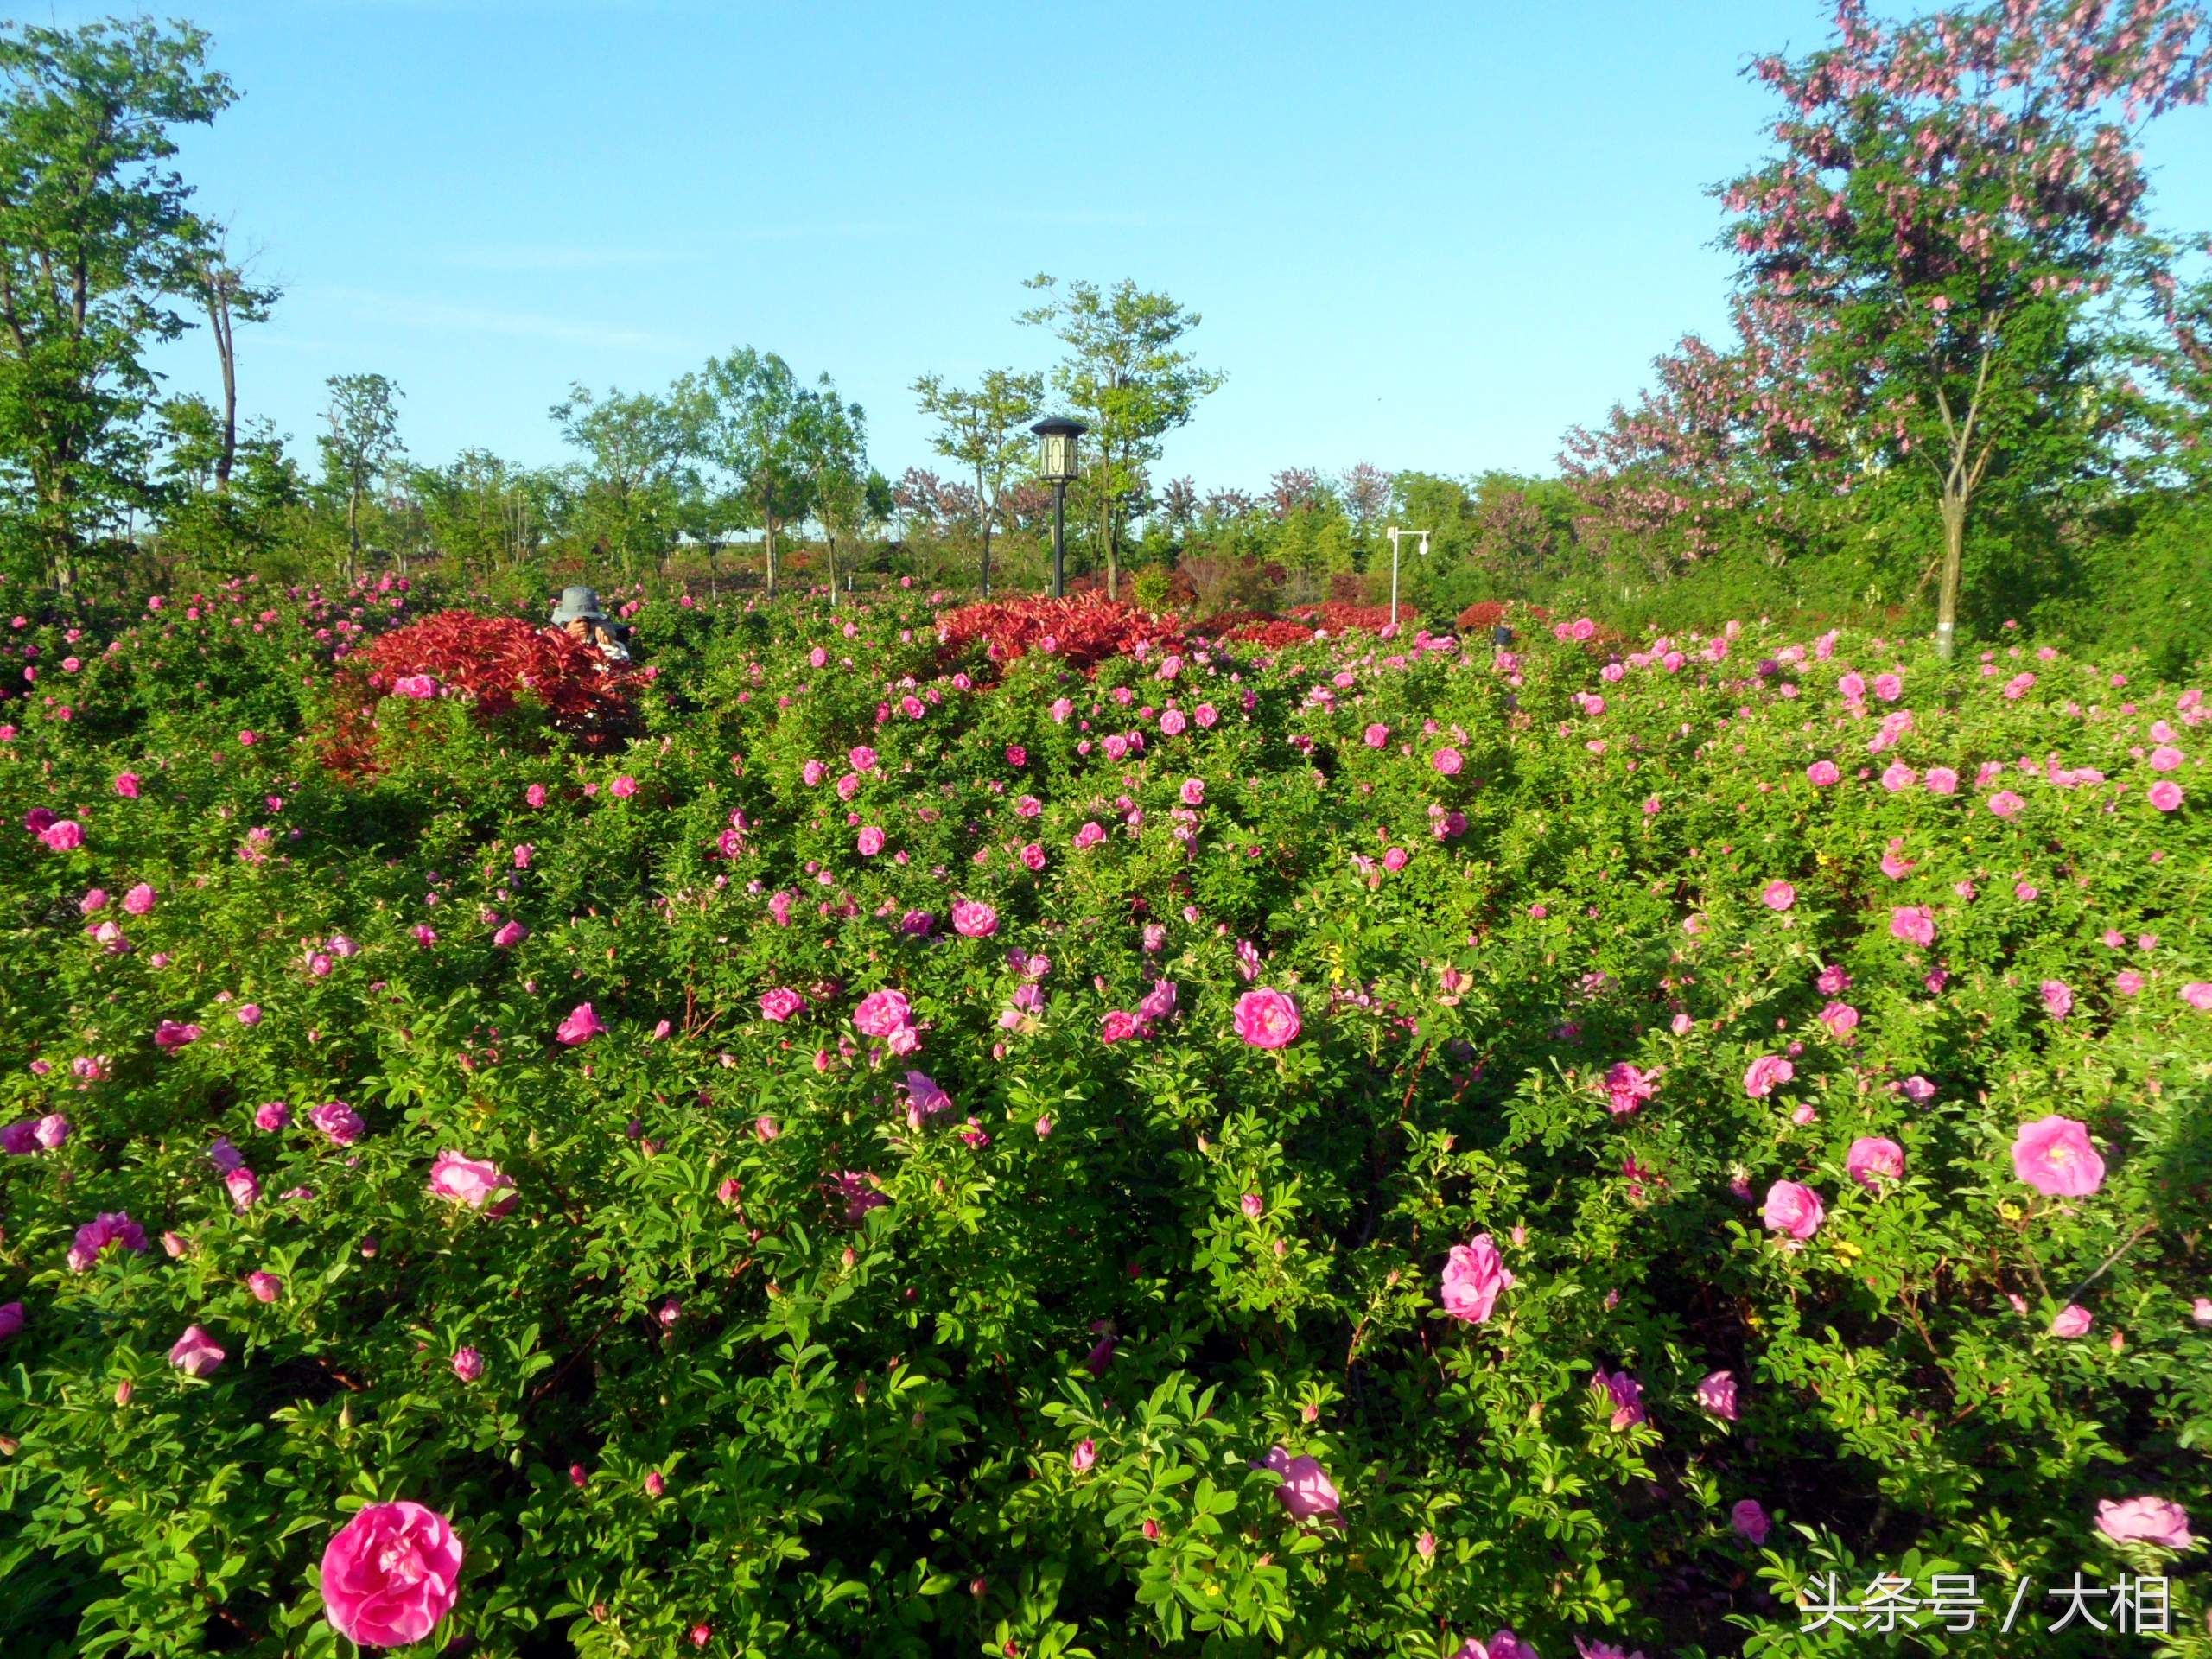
[1031,416,1088,484]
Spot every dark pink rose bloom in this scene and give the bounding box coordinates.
[320,1501,463,1647]
[556,1002,603,1046]
[168,1324,226,1376]
[1234,988,1301,1049]
[1731,1498,1770,1545]
[852,988,912,1039]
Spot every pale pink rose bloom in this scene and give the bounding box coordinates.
[1742,1055,1795,1098]
[1846,1136,1904,1190]
[1987,790,2026,818]
[1761,880,1796,911]
[1255,1445,1342,1523]
[1762,1180,1824,1239]
[1924,766,1959,795]
[1592,1368,1646,1429]
[1806,760,1840,786]
[320,1501,464,1646]
[2094,1496,2195,1549]
[428,1149,517,1214]
[168,1325,226,1376]
[2050,1304,2094,1338]
[856,825,886,855]
[951,900,998,938]
[1433,747,1463,776]
[2148,779,2183,812]
[1440,1235,1515,1325]
[2011,1115,2105,1197]
[123,883,156,915]
[1233,988,1301,1049]
[2041,980,2074,1019]
[1889,906,1936,946]
[2185,982,2212,1011]
[1696,1369,1739,1421]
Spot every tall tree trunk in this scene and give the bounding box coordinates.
[980,518,993,599]
[346,487,361,586]
[207,277,238,491]
[1936,489,1967,663]
[763,515,778,597]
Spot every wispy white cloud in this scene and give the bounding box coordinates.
[308,285,695,353]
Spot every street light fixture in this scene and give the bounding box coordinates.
[1383,525,1430,631]
[1032,416,1087,598]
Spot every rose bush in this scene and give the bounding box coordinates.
[0,578,2208,1656]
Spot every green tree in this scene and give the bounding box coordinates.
[549,381,696,579]
[1018,276,1224,599]
[793,375,869,603]
[413,448,563,571]
[1711,0,2208,658]
[0,18,238,587]
[912,366,1043,597]
[694,346,810,597]
[318,372,404,583]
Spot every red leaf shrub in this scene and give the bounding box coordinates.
[1456,600,1554,634]
[937,593,1186,677]
[1221,618,1322,650]
[319,610,642,774]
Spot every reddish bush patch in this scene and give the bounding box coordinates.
[319,610,642,774]
[937,593,1186,677]
[1284,601,1418,635]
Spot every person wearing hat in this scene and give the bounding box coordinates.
[548,586,632,665]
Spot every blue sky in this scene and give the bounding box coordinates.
[84,0,2212,490]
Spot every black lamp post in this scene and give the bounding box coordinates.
[1031,416,1087,598]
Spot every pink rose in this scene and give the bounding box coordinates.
[168,1324,226,1376]
[1806,760,1840,786]
[320,1500,464,1647]
[1233,988,1301,1049]
[1592,1367,1646,1429]
[1099,1010,1141,1044]
[951,899,998,938]
[1987,790,2026,818]
[248,1271,283,1303]
[428,1149,517,1214]
[1070,1439,1097,1474]
[1761,880,1795,911]
[1256,1445,1341,1523]
[556,1002,603,1046]
[452,1346,485,1381]
[853,988,912,1039]
[856,825,886,856]
[2148,779,2183,812]
[2094,1496,2194,1549]
[493,920,527,948]
[1889,906,1936,947]
[1731,1498,1770,1546]
[760,988,805,1022]
[1742,1055,1795,1098]
[312,1100,365,1146]
[2011,1115,2104,1197]
[2050,1304,2094,1338]
[2040,980,2074,1019]
[40,818,85,851]
[1432,747,1463,776]
[1845,1136,1904,1190]
[1440,1234,1515,1325]
[1696,1369,1739,1421]
[1762,1180,1824,1239]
